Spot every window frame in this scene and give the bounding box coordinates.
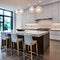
[0,8,13,31]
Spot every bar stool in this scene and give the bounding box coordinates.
[23,34,38,60]
[11,33,23,56]
[1,32,10,51]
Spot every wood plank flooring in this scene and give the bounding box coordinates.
[0,40,60,60]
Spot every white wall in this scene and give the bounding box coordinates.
[16,2,60,29]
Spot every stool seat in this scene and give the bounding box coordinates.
[26,40,37,45]
[17,38,23,42]
[12,38,23,42]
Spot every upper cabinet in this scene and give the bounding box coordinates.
[59,2,60,23]
[52,3,59,23]
[16,13,23,29]
[43,5,52,18]
[22,10,36,28]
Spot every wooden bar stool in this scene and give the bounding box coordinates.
[23,34,38,60]
[11,33,23,56]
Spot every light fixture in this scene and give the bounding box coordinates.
[28,0,35,13]
[29,6,35,12]
[15,9,19,13]
[19,9,24,13]
[15,0,42,13]
[28,0,42,13]
[35,6,42,13]
[15,0,24,14]
[35,0,42,13]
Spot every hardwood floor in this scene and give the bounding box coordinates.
[0,40,60,60]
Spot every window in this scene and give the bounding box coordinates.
[4,11,11,16]
[4,17,11,30]
[0,16,3,22]
[0,23,3,31]
[0,10,3,15]
[0,8,13,31]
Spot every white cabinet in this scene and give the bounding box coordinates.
[59,2,60,22]
[52,3,59,23]
[50,30,60,40]
[16,13,23,29]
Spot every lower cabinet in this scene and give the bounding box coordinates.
[50,30,60,40]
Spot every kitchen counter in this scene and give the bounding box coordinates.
[51,28,60,31]
[1,30,49,55]
[16,30,48,37]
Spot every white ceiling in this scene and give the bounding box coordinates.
[0,0,59,10]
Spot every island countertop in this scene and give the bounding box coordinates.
[1,30,48,37]
[16,30,48,37]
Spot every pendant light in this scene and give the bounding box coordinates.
[35,6,42,13]
[29,6,34,12]
[29,0,34,13]
[35,0,42,13]
[19,9,24,13]
[15,9,20,13]
[15,0,24,14]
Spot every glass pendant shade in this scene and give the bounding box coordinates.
[29,6,35,12]
[15,9,19,13]
[19,9,24,13]
[15,9,24,14]
[35,6,42,13]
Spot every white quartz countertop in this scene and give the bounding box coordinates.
[1,30,48,37]
[16,30,48,37]
[51,28,60,31]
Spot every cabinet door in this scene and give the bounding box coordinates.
[59,2,60,23]
[52,3,59,23]
[43,5,52,18]
[16,13,23,29]
[50,30,60,40]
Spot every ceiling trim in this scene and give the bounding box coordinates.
[40,0,60,6]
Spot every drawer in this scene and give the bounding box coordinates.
[50,30,60,35]
[50,35,60,40]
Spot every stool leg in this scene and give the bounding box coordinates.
[23,43,26,60]
[13,42,14,49]
[30,45,33,60]
[6,39,7,52]
[22,40,23,50]
[11,42,13,55]
[9,38,11,48]
[17,42,19,56]
[1,40,3,49]
[36,42,38,56]
[28,46,29,51]
[3,40,4,48]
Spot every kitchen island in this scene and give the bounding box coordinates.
[1,30,50,55]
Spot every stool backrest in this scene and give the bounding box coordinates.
[1,32,7,40]
[24,34,33,45]
[11,33,17,42]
